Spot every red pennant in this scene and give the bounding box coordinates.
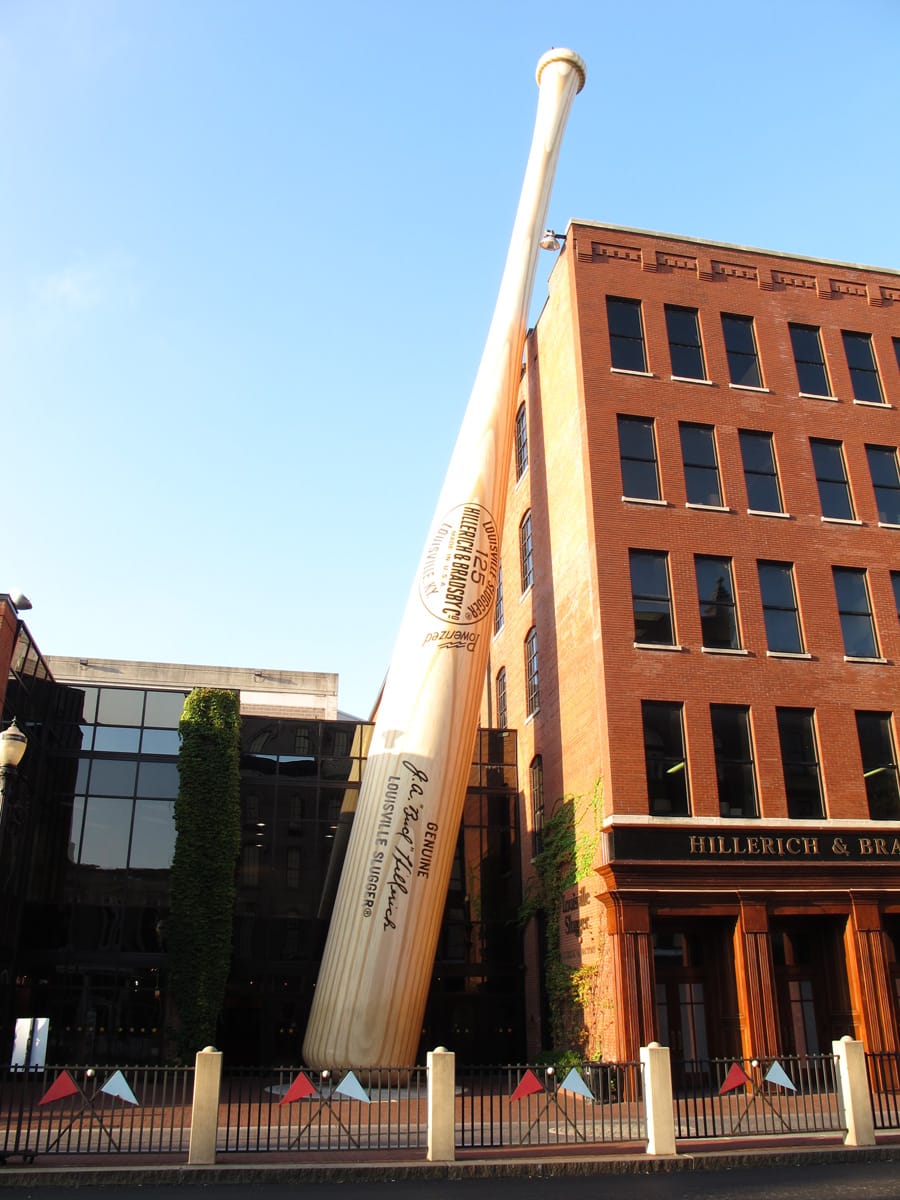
[39,1071,81,1106]
[510,1069,545,1102]
[718,1062,751,1095]
[279,1072,317,1105]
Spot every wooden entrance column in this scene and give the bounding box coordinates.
[733,900,779,1060]
[844,897,898,1053]
[607,895,654,1060]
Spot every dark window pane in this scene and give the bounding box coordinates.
[137,761,179,798]
[834,567,878,657]
[790,324,831,396]
[140,728,180,755]
[93,726,141,753]
[496,668,507,729]
[776,708,824,818]
[607,296,647,372]
[811,439,854,520]
[515,404,528,479]
[129,799,176,869]
[711,705,757,818]
[494,564,504,634]
[666,306,706,380]
[525,628,540,716]
[144,691,188,728]
[97,688,145,726]
[630,550,674,645]
[758,561,803,653]
[739,430,782,513]
[842,331,884,403]
[695,556,739,649]
[520,512,534,591]
[856,711,900,820]
[680,423,721,505]
[88,759,138,797]
[617,415,660,500]
[892,572,900,620]
[642,701,690,816]
[866,445,900,524]
[80,796,133,868]
[722,315,762,388]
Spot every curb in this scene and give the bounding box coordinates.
[1,1143,900,1187]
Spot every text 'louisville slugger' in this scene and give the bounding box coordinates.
[303,48,586,1068]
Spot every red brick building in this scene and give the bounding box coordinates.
[484,223,900,1067]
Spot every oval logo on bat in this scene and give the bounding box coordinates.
[419,503,500,626]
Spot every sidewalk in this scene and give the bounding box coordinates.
[2,1137,900,1188]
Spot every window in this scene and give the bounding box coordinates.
[856,712,900,820]
[695,556,740,649]
[496,668,508,730]
[530,755,544,855]
[833,567,879,658]
[711,705,757,818]
[776,708,824,819]
[892,571,900,622]
[894,337,900,374]
[629,550,675,645]
[494,564,504,634]
[642,701,690,815]
[722,314,763,388]
[739,430,783,513]
[519,511,534,592]
[842,331,884,403]
[810,438,855,520]
[680,423,722,506]
[789,324,831,396]
[617,414,660,501]
[866,444,900,525]
[515,403,528,479]
[524,627,540,716]
[607,296,647,372]
[758,561,804,653]
[665,305,706,379]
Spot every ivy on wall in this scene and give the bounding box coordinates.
[520,780,603,1058]
[168,688,242,1061]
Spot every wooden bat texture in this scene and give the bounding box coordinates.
[303,49,586,1069]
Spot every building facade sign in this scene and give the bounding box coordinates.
[609,826,900,864]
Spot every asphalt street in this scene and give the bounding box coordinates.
[3,1161,900,1200]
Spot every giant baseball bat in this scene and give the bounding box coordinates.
[303,48,586,1069]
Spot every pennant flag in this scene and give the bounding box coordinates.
[39,1071,81,1106]
[559,1067,594,1101]
[510,1069,545,1102]
[334,1071,369,1103]
[764,1061,796,1091]
[100,1071,139,1106]
[718,1063,751,1095]
[279,1072,317,1105]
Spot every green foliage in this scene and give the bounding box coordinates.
[520,780,602,1055]
[168,688,242,1061]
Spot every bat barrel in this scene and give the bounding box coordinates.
[303,49,585,1070]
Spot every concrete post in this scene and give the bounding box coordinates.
[832,1035,875,1147]
[427,1046,456,1161]
[188,1046,223,1165]
[640,1041,676,1157]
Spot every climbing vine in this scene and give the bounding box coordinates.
[520,780,603,1058]
[168,688,242,1061]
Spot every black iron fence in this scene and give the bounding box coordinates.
[673,1055,844,1140]
[866,1051,900,1130]
[218,1066,428,1153]
[0,1064,193,1160]
[456,1061,644,1148]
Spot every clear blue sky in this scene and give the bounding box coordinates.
[3,0,899,717]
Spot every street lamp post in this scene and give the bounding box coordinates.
[0,719,28,866]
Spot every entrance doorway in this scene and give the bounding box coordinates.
[770,917,852,1054]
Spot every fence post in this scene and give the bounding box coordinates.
[188,1046,223,1165]
[640,1042,676,1156]
[427,1046,456,1161]
[832,1035,875,1147]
